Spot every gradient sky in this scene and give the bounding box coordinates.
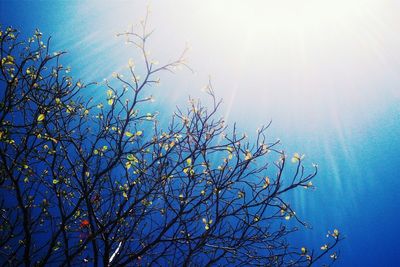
[1,1,400,266]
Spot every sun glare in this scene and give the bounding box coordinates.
[73,0,399,135]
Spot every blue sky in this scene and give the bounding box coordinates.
[2,1,400,265]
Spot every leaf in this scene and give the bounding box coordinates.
[332,229,340,238]
[37,114,45,122]
[53,179,59,184]
[291,152,304,163]
[80,219,89,228]
[263,176,270,188]
[108,99,114,105]
[136,131,143,136]
[244,151,252,161]
[107,89,113,98]
[128,58,135,68]
[123,192,128,199]
[2,55,14,65]
[125,161,132,170]
[186,158,192,165]
[291,153,300,163]
[125,131,133,137]
[127,154,138,162]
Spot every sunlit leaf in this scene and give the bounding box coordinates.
[125,161,132,170]
[263,176,270,188]
[127,154,138,162]
[107,89,113,98]
[244,151,252,161]
[128,58,135,68]
[332,229,340,238]
[37,114,45,122]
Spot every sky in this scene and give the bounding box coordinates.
[1,0,400,266]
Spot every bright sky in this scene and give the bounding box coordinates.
[69,0,400,134]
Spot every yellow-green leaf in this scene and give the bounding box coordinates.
[37,114,45,122]
[125,161,132,170]
[127,154,138,162]
[107,89,113,98]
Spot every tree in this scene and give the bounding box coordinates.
[0,20,342,266]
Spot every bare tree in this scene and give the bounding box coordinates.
[0,20,341,267]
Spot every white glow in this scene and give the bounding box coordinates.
[73,0,400,135]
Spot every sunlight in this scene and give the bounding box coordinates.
[67,0,400,146]
[183,0,398,131]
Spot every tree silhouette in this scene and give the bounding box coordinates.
[0,21,342,266]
